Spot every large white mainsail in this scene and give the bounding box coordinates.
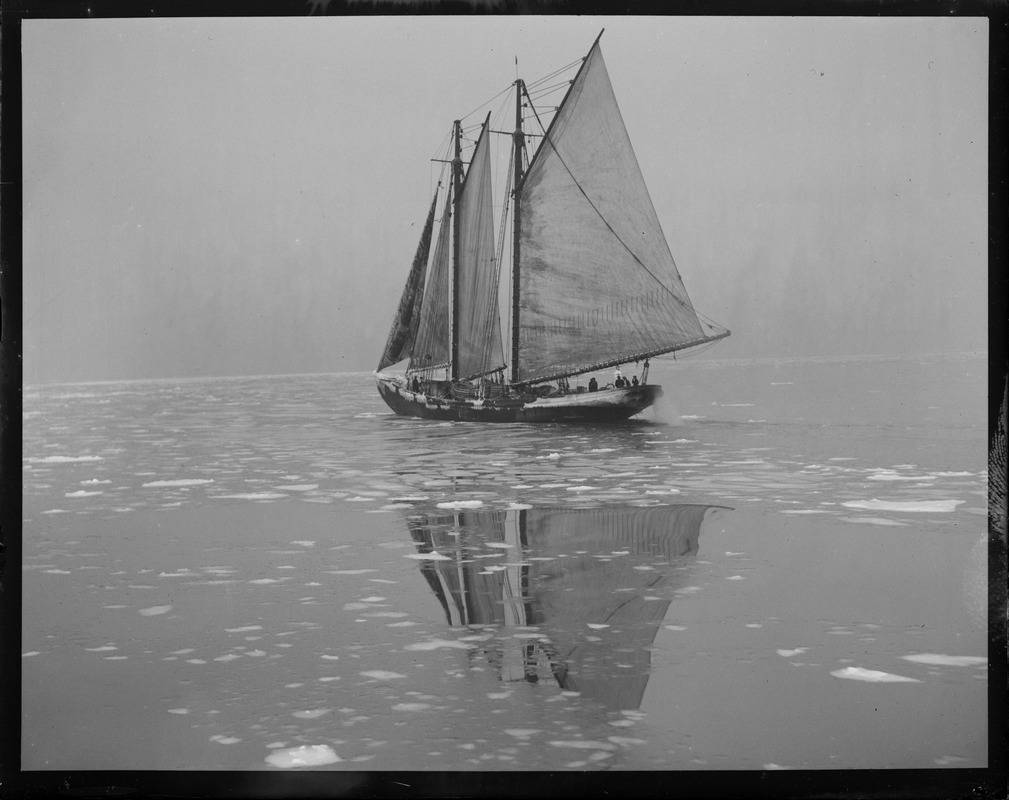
[515,39,715,384]
[456,117,506,381]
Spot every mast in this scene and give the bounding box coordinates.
[510,80,525,385]
[451,120,463,382]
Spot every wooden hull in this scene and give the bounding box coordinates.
[376,375,662,423]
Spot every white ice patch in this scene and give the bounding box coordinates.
[436,500,484,509]
[84,645,118,652]
[549,740,618,751]
[30,455,102,464]
[292,709,330,719]
[217,492,288,500]
[484,542,514,549]
[839,516,908,526]
[404,551,453,561]
[142,479,214,487]
[273,484,319,492]
[830,667,920,683]
[138,605,173,616]
[391,703,431,712]
[360,670,406,680]
[404,639,473,651]
[900,653,986,667]
[225,625,262,633]
[841,499,963,513]
[290,541,316,547]
[65,490,103,497]
[776,648,808,658]
[265,744,341,768]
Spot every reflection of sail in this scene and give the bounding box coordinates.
[407,504,724,710]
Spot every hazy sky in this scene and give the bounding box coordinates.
[22,16,988,384]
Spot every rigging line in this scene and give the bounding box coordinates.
[525,58,582,91]
[459,82,513,128]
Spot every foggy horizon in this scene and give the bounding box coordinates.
[22,16,989,385]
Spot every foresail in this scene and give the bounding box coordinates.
[410,192,453,373]
[377,193,438,371]
[456,117,506,380]
[516,41,709,384]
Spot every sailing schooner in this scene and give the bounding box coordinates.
[376,32,729,423]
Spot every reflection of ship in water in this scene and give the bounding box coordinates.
[408,504,727,711]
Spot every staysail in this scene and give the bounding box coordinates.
[456,116,506,380]
[516,40,716,384]
[409,190,453,374]
[376,193,438,371]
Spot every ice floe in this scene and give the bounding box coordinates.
[360,670,406,680]
[292,708,330,719]
[900,654,986,667]
[217,492,289,500]
[65,490,103,498]
[841,499,964,513]
[138,605,173,616]
[830,666,920,683]
[265,744,342,768]
[404,551,453,561]
[29,455,103,464]
[776,648,808,658]
[404,639,473,651]
[436,500,484,509]
[142,479,214,487]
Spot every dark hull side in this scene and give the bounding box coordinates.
[376,376,662,423]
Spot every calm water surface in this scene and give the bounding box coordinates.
[22,354,988,771]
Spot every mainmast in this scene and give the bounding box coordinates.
[450,120,463,382]
[510,80,525,385]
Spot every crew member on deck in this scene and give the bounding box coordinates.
[588,377,598,392]
[614,367,623,388]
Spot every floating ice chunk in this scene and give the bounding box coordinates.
[168,648,195,655]
[210,735,241,744]
[487,691,513,700]
[360,670,406,680]
[84,645,118,652]
[290,541,316,547]
[830,667,920,683]
[167,708,190,714]
[841,499,963,513]
[392,703,431,711]
[866,471,932,482]
[320,655,340,660]
[436,500,484,509]
[505,729,542,739]
[214,654,242,662]
[840,517,908,526]
[664,625,687,631]
[217,492,288,500]
[65,490,102,497]
[776,648,808,658]
[484,542,514,549]
[292,709,330,719]
[359,596,386,602]
[932,471,972,478]
[763,763,791,770]
[273,484,318,492]
[138,605,173,616]
[404,551,453,561]
[142,479,214,487]
[265,744,342,768]
[249,578,288,584]
[404,639,473,651]
[31,455,102,464]
[900,654,986,667]
[363,611,409,618]
[587,624,610,630]
[327,569,377,575]
[22,651,41,657]
[225,625,262,633]
[81,479,111,484]
[566,486,595,492]
[549,740,617,751]
[43,569,71,574]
